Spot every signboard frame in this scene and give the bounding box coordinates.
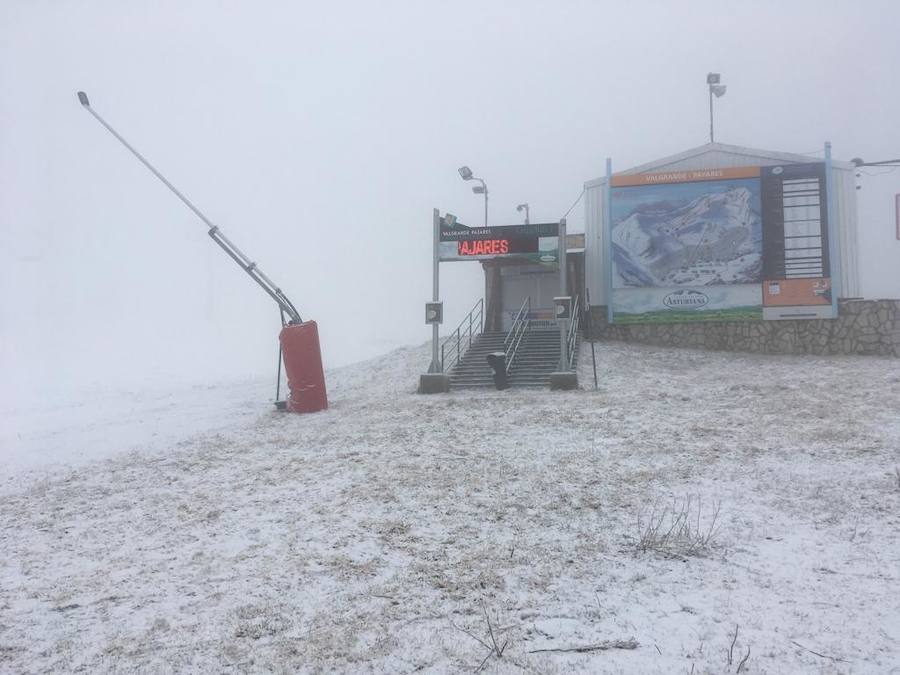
[439,219,560,264]
[607,159,836,324]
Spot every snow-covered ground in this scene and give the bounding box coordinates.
[0,377,272,475]
[1,342,899,673]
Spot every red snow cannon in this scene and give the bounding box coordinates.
[279,321,328,413]
[78,90,329,412]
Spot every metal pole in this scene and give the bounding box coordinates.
[78,93,216,232]
[275,341,283,400]
[824,142,839,317]
[855,158,900,167]
[430,208,441,373]
[605,158,614,325]
[559,218,568,371]
[77,91,302,324]
[525,205,529,225]
[709,86,714,143]
[586,289,598,389]
[275,308,286,402]
[482,180,489,227]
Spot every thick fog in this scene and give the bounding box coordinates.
[2,1,898,405]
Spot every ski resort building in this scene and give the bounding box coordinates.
[583,142,861,316]
[577,142,896,358]
[431,141,896,393]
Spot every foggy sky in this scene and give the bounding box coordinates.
[2,0,898,405]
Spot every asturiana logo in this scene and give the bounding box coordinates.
[663,290,709,309]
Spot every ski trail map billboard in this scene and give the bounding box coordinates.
[609,164,834,323]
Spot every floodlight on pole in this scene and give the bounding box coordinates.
[458,165,488,227]
[516,202,530,225]
[707,72,726,143]
[851,157,900,167]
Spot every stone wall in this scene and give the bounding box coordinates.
[586,299,900,356]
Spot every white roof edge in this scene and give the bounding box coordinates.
[585,142,854,186]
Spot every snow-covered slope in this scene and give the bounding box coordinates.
[1,343,898,673]
[613,187,762,287]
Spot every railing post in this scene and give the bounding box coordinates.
[558,218,568,371]
[430,209,441,373]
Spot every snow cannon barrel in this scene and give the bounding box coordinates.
[279,321,328,413]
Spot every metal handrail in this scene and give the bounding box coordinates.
[440,298,484,372]
[504,296,531,374]
[503,296,530,348]
[567,294,581,370]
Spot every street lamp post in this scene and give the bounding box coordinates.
[707,72,727,143]
[516,203,530,225]
[458,165,488,227]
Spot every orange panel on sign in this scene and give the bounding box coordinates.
[611,166,761,187]
[763,278,831,307]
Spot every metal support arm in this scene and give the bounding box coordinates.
[206,226,302,323]
[77,90,302,325]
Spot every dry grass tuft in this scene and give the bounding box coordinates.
[636,494,722,557]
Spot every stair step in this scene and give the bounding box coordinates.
[445,326,581,390]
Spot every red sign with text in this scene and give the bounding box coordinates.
[458,239,509,256]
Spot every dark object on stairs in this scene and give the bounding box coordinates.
[486,352,509,390]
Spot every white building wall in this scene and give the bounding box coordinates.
[583,175,608,306]
[831,168,861,298]
[584,143,861,307]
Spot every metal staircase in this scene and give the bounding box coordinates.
[448,331,510,388]
[443,295,582,389]
[448,328,582,388]
[510,328,579,387]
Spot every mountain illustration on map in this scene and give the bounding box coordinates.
[612,184,762,287]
